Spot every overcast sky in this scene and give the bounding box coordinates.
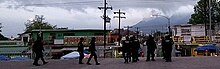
[0,0,198,38]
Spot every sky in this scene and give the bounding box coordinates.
[0,0,199,38]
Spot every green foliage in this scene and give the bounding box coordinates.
[188,0,220,25]
[0,33,9,40]
[25,16,57,33]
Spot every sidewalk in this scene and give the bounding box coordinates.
[0,57,220,69]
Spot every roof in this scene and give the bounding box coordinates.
[32,29,111,32]
[173,24,205,27]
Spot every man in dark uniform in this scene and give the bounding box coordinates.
[146,35,157,61]
[164,35,174,62]
[77,38,85,64]
[32,37,48,66]
[122,36,131,63]
[87,37,100,65]
[130,36,140,62]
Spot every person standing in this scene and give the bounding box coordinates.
[164,35,174,62]
[131,36,140,62]
[77,38,85,64]
[87,37,100,65]
[146,35,157,61]
[32,37,48,66]
[122,36,131,63]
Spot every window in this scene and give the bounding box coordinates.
[50,33,56,39]
[181,29,190,33]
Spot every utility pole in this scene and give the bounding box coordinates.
[114,9,126,46]
[98,0,112,58]
[209,0,212,42]
[124,26,132,36]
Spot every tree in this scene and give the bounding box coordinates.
[25,15,56,33]
[188,0,220,35]
[0,23,9,40]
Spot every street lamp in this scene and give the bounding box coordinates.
[152,14,171,35]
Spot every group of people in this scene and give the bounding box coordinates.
[30,36,100,66]
[30,34,173,66]
[121,34,174,63]
[145,35,174,62]
[77,37,100,65]
[122,36,141,63]
[161,35,174,62]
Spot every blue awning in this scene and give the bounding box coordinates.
[10,57,31,61]
[195,44,218,52]
[0,55,9,61]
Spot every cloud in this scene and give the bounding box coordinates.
[0,0,198,37]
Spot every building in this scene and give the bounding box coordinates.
[172,24,208,56]
[30,29,111,59]
[0,41,30,58]
[108,29,136,43]
[0,33,30,59]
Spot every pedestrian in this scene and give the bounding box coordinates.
[164,35,174,62]
[161,36,166,59]
[86,37,100,65]
[146,35,157,61]
[32,37,48,66]
[77,38,85,64]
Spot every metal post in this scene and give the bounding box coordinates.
[98,0,112,58]
[103,0,107,58]
[114,9,126,46]
[209,0,212,42]
[118,9,121,46]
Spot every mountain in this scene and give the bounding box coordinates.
[132,13,192,34]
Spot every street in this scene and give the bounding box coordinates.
[1,57,220,69]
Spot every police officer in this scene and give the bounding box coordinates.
[77,38,84,64]
[87,37,100,65]
[164,35,174,62]
[131,36,140,62]
[146,35,157,61]
[122,36,131,63]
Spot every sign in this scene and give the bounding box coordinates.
[54,39,64,44]
[183,36,191,42]
[63,36,105,46]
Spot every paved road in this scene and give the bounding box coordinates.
[1,57,220,69]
